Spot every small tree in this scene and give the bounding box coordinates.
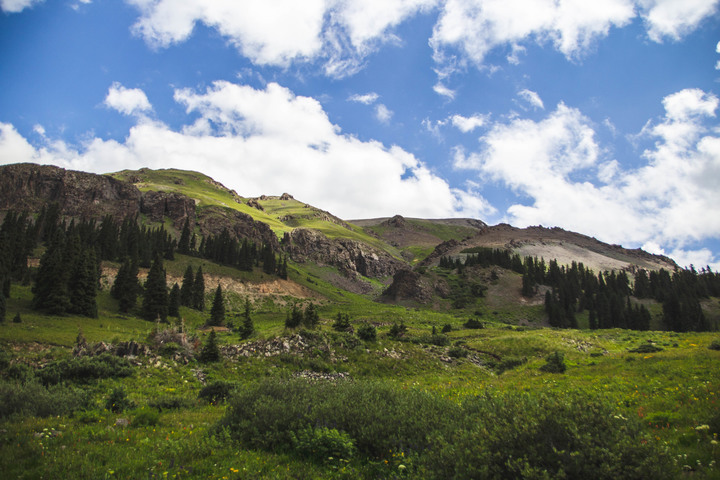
[209,285,225,326]
[285,303,303,329]
[388,321,407,339]
[180,265,194,307]
[539,351,567,373]
[303,303,319,329]
[192,266,205,311]
[239,298,254,339]
[142,255,168,322]
[357,323,377,342]
[332,312,351,332]
[199,330,220,363]
[168,283,181,318]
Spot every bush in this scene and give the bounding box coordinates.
[628,343,663,353]
[441,324,452,334]
[198,380,238,404]
[708,340,720,351]
[6,363,35,383]
[539,351,566,373]
[290,426,355,463]
[105,386,134,413]
[12,313,21,323]
[463,318,484,329]
[388,321,408,339]
[36,353,133,385]
[148,395,194,411]
[356,323,376,342]
[133,407,160,426]
[0,380,90,418]
[447,346,469,358]
[495,356,526,374]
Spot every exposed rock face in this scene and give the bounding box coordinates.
[382,269,434,303]
[197,205,279,249]
[140,191,196,229]
[283,228,404,279]
[0,163,141,219]
[246,198,264,211]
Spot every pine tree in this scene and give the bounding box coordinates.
[192,266,205,311]
[32,229,70,315]
[180,265,194,307]
[209,285,225,326]
[198,330,220,363]
[168,283,181,318]
[239,298,254,339]
[285,303,303,328]
[303,302,319,329]
[142,255,168,322]
[588,308,598,330]
[112,257,139,313]
[177,218,191,254]
[69,249,98,318]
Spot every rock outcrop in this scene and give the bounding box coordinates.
[197,205,280,249]
[382,269,434,303]
[283,228,404,279]
[140,191,196,229]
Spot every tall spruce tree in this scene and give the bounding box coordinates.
[112,257,139,313]
[180,265,194,307]
[192,266,205,311]
[168,283,181,318]
[208,285,225,326]
[177,218,191,255]
[142,255,168,322]
[198,330,220,363]
[32,229,70,315]
[239,297,254,339]
[69,249,98,318]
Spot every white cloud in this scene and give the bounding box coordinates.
[0,81,494,220]
[517,89,544,110]
[453,89,720,269]
[104,82,153,116]
[433,82,456,99]
[639,0,720,42]
[375,104,394,123]
[451,114,486,132]
[0,0,43,13]
[348,92,379,104]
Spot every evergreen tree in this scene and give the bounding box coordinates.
[69,249,98,318]
[0,284,5,323]
[588,308,598,330]
[192,266,205,311]
[168,283,181,318]
[112,257,139,313]
[285,303,303,328]
[332,312,351,332]
[32,229,70,315]
[142,255,168,322]
[180,265,194,307]
[278,255,288,279]
[209,285,225,326]
[303,302,319,329]
[177,218,191,255]
[239,298,254,339]
[198,330,220,363]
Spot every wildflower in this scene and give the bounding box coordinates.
[696,425,710,431]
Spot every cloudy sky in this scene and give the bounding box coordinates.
[1,0,719,269]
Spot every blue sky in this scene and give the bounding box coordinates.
[1,0,719,269]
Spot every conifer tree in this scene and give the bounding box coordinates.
[209,285,225,326]
[69,249,98,318]
[142,255,168,322]
[32,229,70,315]
[0,284,5,322]
[112,257,139,313]
[199,330,220,363]
[177,218,191,254]
[285,303,303,328]
[192,266,205,311]
[180,265,194,307]
[239,298,254,339]
[168,283,181,318]
[303,302,319,329]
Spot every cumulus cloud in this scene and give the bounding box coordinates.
[348,92,380,104]
[104,82,153,116]
[451,114,486,132]
[0,81,494,220]
[453,88,720,268]
[0,0,43,13]
[375,104,394,123]
[517,89,544,110]
[639,0,720,42]
[433,82,456,99]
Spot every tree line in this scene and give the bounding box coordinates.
[440,247,719,332]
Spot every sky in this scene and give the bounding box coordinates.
[1,1,719,270]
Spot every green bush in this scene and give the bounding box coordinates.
[495,356,526,374]
[0,380,90,418]
[708,339,720,351]
[105,386,134,413]
[36,353,133,385]
[628,343,664,353]
[539,351,566,373]
[198,380,238,404]
[6,363,35,383]
[447,346,469,358]
[356,323,376,342]
[463,317,484,329]
[133,407,160,426]
[441,324,452,334]
[290,426,355,463]
[148,395,194,411]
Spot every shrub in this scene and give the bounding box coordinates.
[148,395,194,411]
[6,363,34,383]
[198,380,238,404]
[332,313,352,332]
[539,351,566,373]
[198,330,220,363]
[463,318,484,329]
[447,346,469,358]
[495,356,526,374]
[290,426,355,463]
[628,343,663,353]
[356,323,376,342]
[0,380,90,418]
[12,313,21,323]
[441,324,452,334]
[708,339,720,351]
[105,386,134,413]
[133,407,160,426]
[388,321,408,339]
[36,353,133,385]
